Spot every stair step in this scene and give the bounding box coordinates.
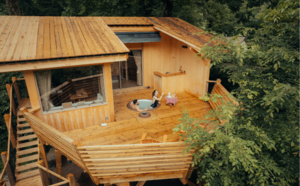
[16,154,39,164]
[17,141,38,149]
[16,169,39,181]
[15,175,42,186]
[17,128,34,135]
[15,162,38,172]
[16,148,38,157]
[17,118,27,122]
[18,134,37,142]
[17,123,30,128]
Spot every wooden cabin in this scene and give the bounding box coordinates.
[0,16,232,186]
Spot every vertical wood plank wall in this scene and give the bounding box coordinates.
[143,33,210,96]
[23,63,115,132]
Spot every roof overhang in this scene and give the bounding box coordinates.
[0,54,128,73]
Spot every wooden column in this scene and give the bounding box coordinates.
[116,183,130,186]
[4,114,16,148]
[55,149,62,178]
[38,160,50,186]
[6,84,16,115]
[103,63,115,121]
[67,173,76,186]
[12,77,21,103]
[136,181,146,186]
[38,144,48,169]
[1,152,15,186]
[125,61,128,80]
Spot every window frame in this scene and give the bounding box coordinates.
[34,65,108,114]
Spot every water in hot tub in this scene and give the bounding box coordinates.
[136,99,153,110]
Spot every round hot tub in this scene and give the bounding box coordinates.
[127,99,160,111]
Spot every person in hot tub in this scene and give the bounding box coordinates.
[151,90,164,108]
[131,99,149,112]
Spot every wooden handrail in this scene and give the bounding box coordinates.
[0,81,14,180]
[37,164,69,182]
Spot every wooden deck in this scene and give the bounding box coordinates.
[63,88,212,145]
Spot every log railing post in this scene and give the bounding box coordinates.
[5,84,16,115]
[55,149,62,182]
[67,173,76,186]
[4,114,16,148]
[216,78,221,85]
[38,160,50,186]
[1,152,15,186]
[12,77,21,103]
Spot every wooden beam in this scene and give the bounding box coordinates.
[4,114,16,148]
[55,149,62,180]
[38,160,50,186]
[180,178,188,185]
[110,26,156,32]
[136,181,146,186]
[39,144,49,169]
[116,183,130,186]
[23,71,41,111]
[103,63,115,122]
[154,26,201,52]
[12,77,21,103]
[1,152,15,186]
[0,54,128,73]
[5,84,16,115]
[67,173,76,186]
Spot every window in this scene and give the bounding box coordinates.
[35,65,106,112]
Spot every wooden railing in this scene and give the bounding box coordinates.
[77,142,194,184]
[20,108,85,170]
[0,81,16,185]
[37,160,76,186]
[21,108,195,185]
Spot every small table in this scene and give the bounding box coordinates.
[165,96,178,106]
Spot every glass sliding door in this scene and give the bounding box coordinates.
[111,50,143,89]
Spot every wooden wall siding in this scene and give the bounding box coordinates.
[0,16,129,63]
[149,17,214,51]
[42,104,111,132]
[24,64,115,132]
[102,17,153,26]
[77,142,194,184]
[143,33,210,97]
[154,72,186,94]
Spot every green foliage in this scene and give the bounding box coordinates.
[176,0,299,185]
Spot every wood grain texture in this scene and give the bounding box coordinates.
[0,16,129,63]
[63,89,212,145]
[143,33,211,97]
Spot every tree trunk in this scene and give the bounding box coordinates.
[5,0,21,15]
[162,0,173,17]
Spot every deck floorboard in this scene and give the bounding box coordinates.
[63,89,212,145]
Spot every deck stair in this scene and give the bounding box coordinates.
[15,111,40,184]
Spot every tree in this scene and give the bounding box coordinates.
[175,0,299,185]
[5,0,20,15]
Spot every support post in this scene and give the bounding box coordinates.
[38,160,50,186]
[12,77,21,103]
[67,173,76,186]
[6,84,16,115]
[55,149,62,181]
[1,152,15,186]
[38,144,49,169]
[136,181,146,186]
[125,61,128,80]
[0,179,5,186]
[116,183,130,186]
[4,114,16,148]
[216,78,221,85]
